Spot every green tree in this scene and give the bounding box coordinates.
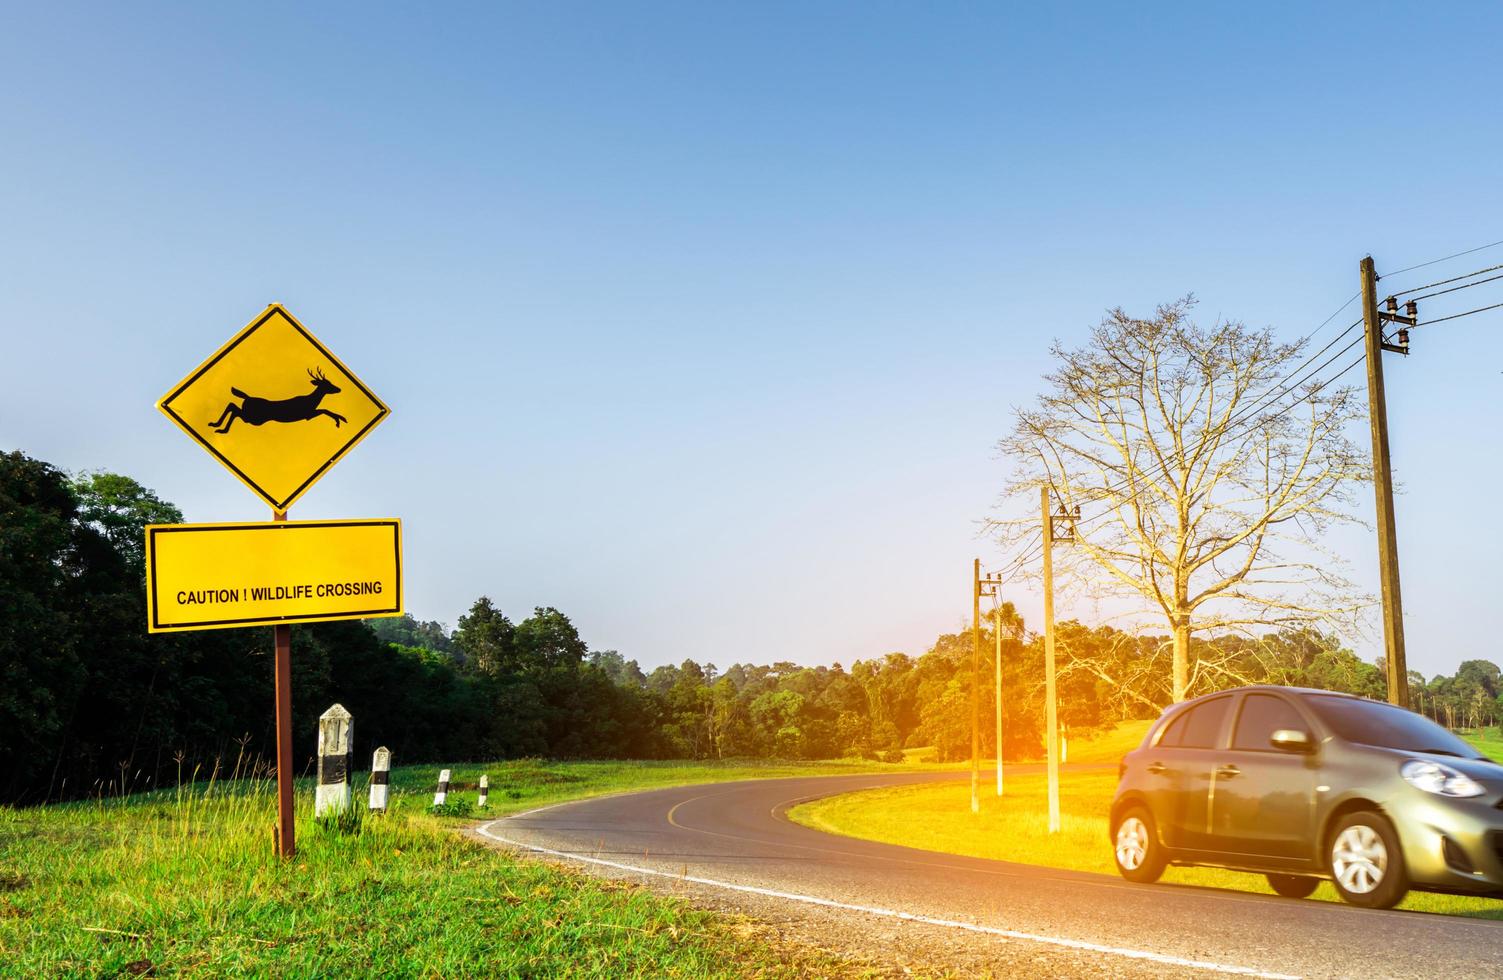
[71,471,182,572]
[454,597,516,675]
[368,613,455,655]
[589,649,647,687]
[512,606,588,675]
[0,452,91,798]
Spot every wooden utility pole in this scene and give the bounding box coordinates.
[970,558,981,814]
[1040,487,1061,833]
[1360,256,1410,708]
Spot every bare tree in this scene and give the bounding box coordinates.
[995,299,1369,702]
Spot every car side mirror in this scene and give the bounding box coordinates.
[1270,729,1314,753]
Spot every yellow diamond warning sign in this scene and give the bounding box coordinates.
[145,519,403,632]
[158,304,390,512]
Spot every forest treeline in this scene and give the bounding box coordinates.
[4,449,1500,804]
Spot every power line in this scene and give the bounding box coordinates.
[1226,320,1361,429]
[1388,262,1503,300]
[1379,238,1503,281]
[1310,292,1359,335]
[1069,341,1365,538]
[1402,270,1503,304]
[992,293,1366,578]
[995,328,1368,579]
[987,249,1484,581]
[1417,300,1503,327]
[995,240,1501,612]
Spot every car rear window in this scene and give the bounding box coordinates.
[1305,694,1484,758]
[1232,693,1307,751]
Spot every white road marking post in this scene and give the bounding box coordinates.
[433,768,451,807]
[369,746,391,812]
[314,703,353,818]
[477,774,489,808]
[477,813,1299,980]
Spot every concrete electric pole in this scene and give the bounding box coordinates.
[993,590,1004,797]
[973,565,1005,797]
[1040,486,1076,829]
[971,558,981,814]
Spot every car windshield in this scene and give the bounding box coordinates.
[1305,694,1484,759]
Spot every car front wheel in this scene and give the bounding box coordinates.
[1328,811,1408,909]
[1113,806,1167,883]
[1266,873,1319,898]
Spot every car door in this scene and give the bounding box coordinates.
[1207,692,1318,863]
[1140,695,1231,851]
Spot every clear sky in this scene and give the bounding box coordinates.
[3,4,1500,679]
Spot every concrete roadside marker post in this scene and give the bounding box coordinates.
[369,746,391,812]
[315,703,353,817]
[477,774,489,808]
[434,768,451,807]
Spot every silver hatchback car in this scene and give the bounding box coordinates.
[1110,686,1503,908]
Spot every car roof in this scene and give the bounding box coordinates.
[1164,685,1368,713]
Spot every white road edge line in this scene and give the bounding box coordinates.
[477,818,1299,980]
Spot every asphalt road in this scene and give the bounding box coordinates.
[477,768,1503,979]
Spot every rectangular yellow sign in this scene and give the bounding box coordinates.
[145,519,403,633]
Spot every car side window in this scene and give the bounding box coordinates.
[1178,696,1231,749]
[1156,711,1189,747]
[1232,693,1305,751]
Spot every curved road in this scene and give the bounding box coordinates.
[477,769,1503,978]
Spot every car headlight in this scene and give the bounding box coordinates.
[1401,759,1485,798]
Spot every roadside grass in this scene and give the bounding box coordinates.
[789,726,1503,921]
[408,756,945,820]
[1060,720,1151,763]
[1460,728,1503,763]
[897,720,1152,769]
[0,757,929,977]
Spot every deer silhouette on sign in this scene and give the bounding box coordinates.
[209,367,348,435]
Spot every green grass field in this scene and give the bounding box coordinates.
[789,726,1503,920]
[0,756,927,977]
[1460,727,1503,764]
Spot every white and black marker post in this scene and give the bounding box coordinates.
[315,703,353,817]
[369,746,391,812]
[477,774,488,808]
[433,768,451,807]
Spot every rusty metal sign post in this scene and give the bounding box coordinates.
[154,303,396,858]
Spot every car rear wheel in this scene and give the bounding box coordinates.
[1328,811,1407,909]
[1266,873,1319,899]
[1113,806,1167,883]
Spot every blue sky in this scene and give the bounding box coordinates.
[2,4,1500,677]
